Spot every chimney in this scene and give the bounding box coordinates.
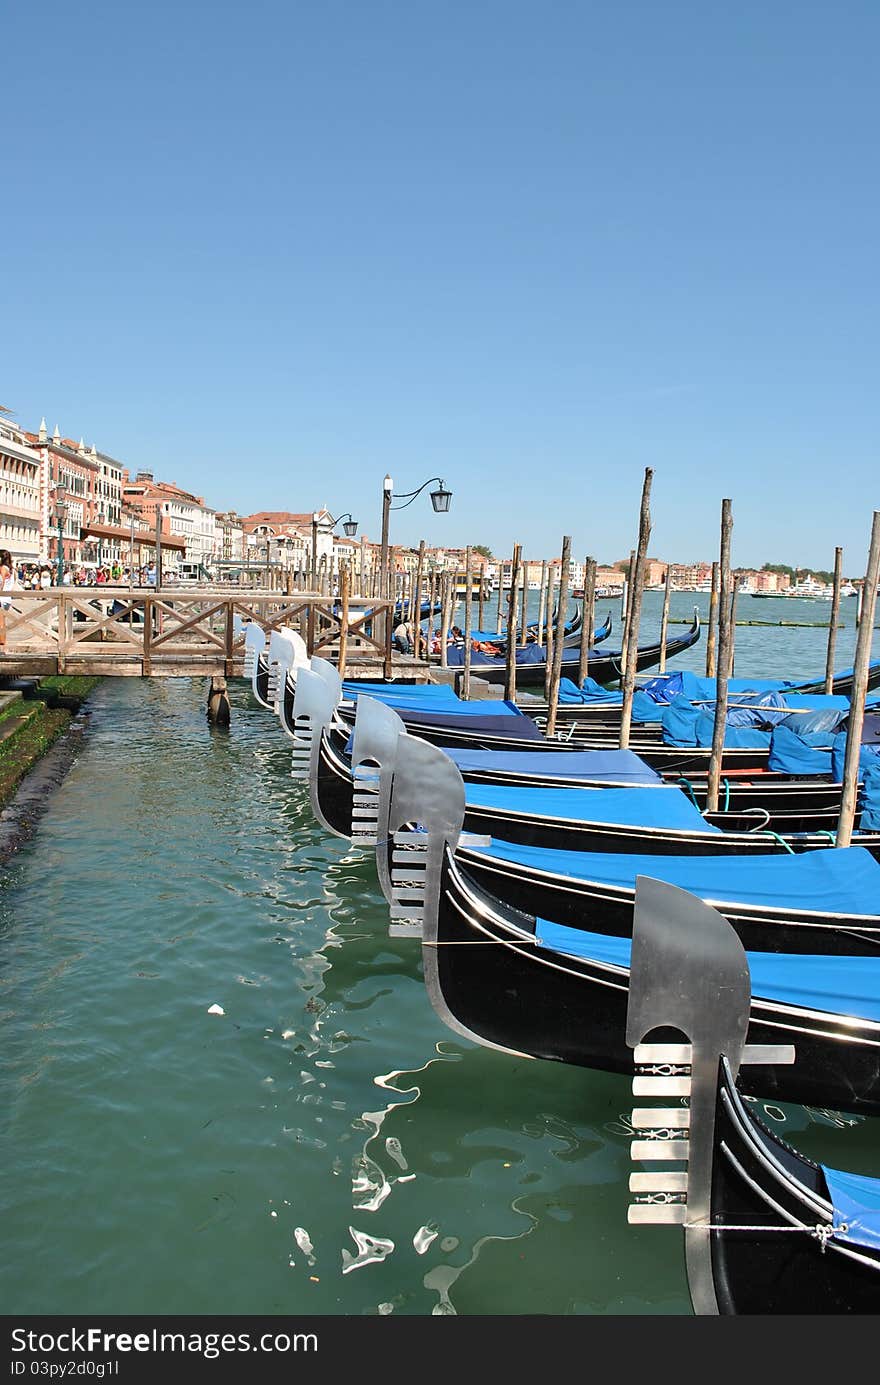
[38,418,47,443]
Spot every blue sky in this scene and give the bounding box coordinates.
[3,1,878,572]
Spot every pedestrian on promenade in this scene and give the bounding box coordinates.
[0,548,15,650]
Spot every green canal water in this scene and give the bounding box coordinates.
[0,592,878,1317]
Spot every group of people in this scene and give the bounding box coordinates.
[10,563,158,589]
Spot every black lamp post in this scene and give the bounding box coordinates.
[380,476,452,600]
[55,484,68,587]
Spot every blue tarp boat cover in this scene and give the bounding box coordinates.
[344,681,463,702]
[662,695,846,751]
[822,1167,880,1251]
[534,918,880,1026]
[832,732,880,782]
[557,677,622,705]
[446,642,616,669]
[463,783,722,832]
[444,747,663,785]
[342,682,524,716]
[767,725,834,776]
[393,707,543,737]
[471,841,880,916]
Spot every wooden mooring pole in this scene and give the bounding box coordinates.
[824,546,844,694]
[413,539,425,659]
[546,537,572,738]
[658,565,672,674]
[578,556,596,688]
[836,512,880,847]
[706,561,720,677]
[462,546,473,699]
[705,500,734,813]
[537,560,548,646]
[439,571,452,668]
[619,470,653,749]
[504,543,522,703]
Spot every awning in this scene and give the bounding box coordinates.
[80,523,187,554]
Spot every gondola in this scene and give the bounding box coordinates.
[445,610,702,688]
[384,736,880,1116]
[626,877,880,1313]
[457,780,880,858]
[257,635,870,834]
[379,734,880,955]
[302,682,877,855]
[522,663,880,718]
[283,664,865,839]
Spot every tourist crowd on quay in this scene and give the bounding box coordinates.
[13,562,159,589]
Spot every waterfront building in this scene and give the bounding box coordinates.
[27,424,101,569]
[0,411,41,563]
[214,510,246,565]
[123,472,217,576]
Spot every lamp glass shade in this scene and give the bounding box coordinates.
[430,485,452,513]
[343,519,358,537]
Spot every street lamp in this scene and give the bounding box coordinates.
[55,484,68,587]
[380,475,452,599]
[326,511,358,538]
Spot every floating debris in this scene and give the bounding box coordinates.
[207,1004,225,1016]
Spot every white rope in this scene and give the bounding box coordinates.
[420,938,540,947]
[682,1220,846,1248]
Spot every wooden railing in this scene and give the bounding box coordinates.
[0,589,413,679]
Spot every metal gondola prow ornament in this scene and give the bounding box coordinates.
[626,876,794,1315]
[384,732,488,938]
[290,667,344,832]
[350,696,406,881]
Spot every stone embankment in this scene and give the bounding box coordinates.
[0,676,100,859]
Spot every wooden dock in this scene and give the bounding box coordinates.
[0,590,429,681]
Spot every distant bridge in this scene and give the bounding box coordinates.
[0,590,427,680]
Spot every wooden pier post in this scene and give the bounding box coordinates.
[836,512,880,847]
[705,500,734,813]
[495,563,504,635]
[462,546,473,699]
[824,546,844,694]
[206,675,231,727]
[619,470,653,749]
[520,560,528,643]
[546,536,572,738]
[477,560,485,632]
[706,561,720,677]
[658,565,672,674]
[578,556,596,688]
[504,543,522,703]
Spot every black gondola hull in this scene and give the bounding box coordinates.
[430,854,880,1115]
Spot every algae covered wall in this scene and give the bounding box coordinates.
[0,678,101,812]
